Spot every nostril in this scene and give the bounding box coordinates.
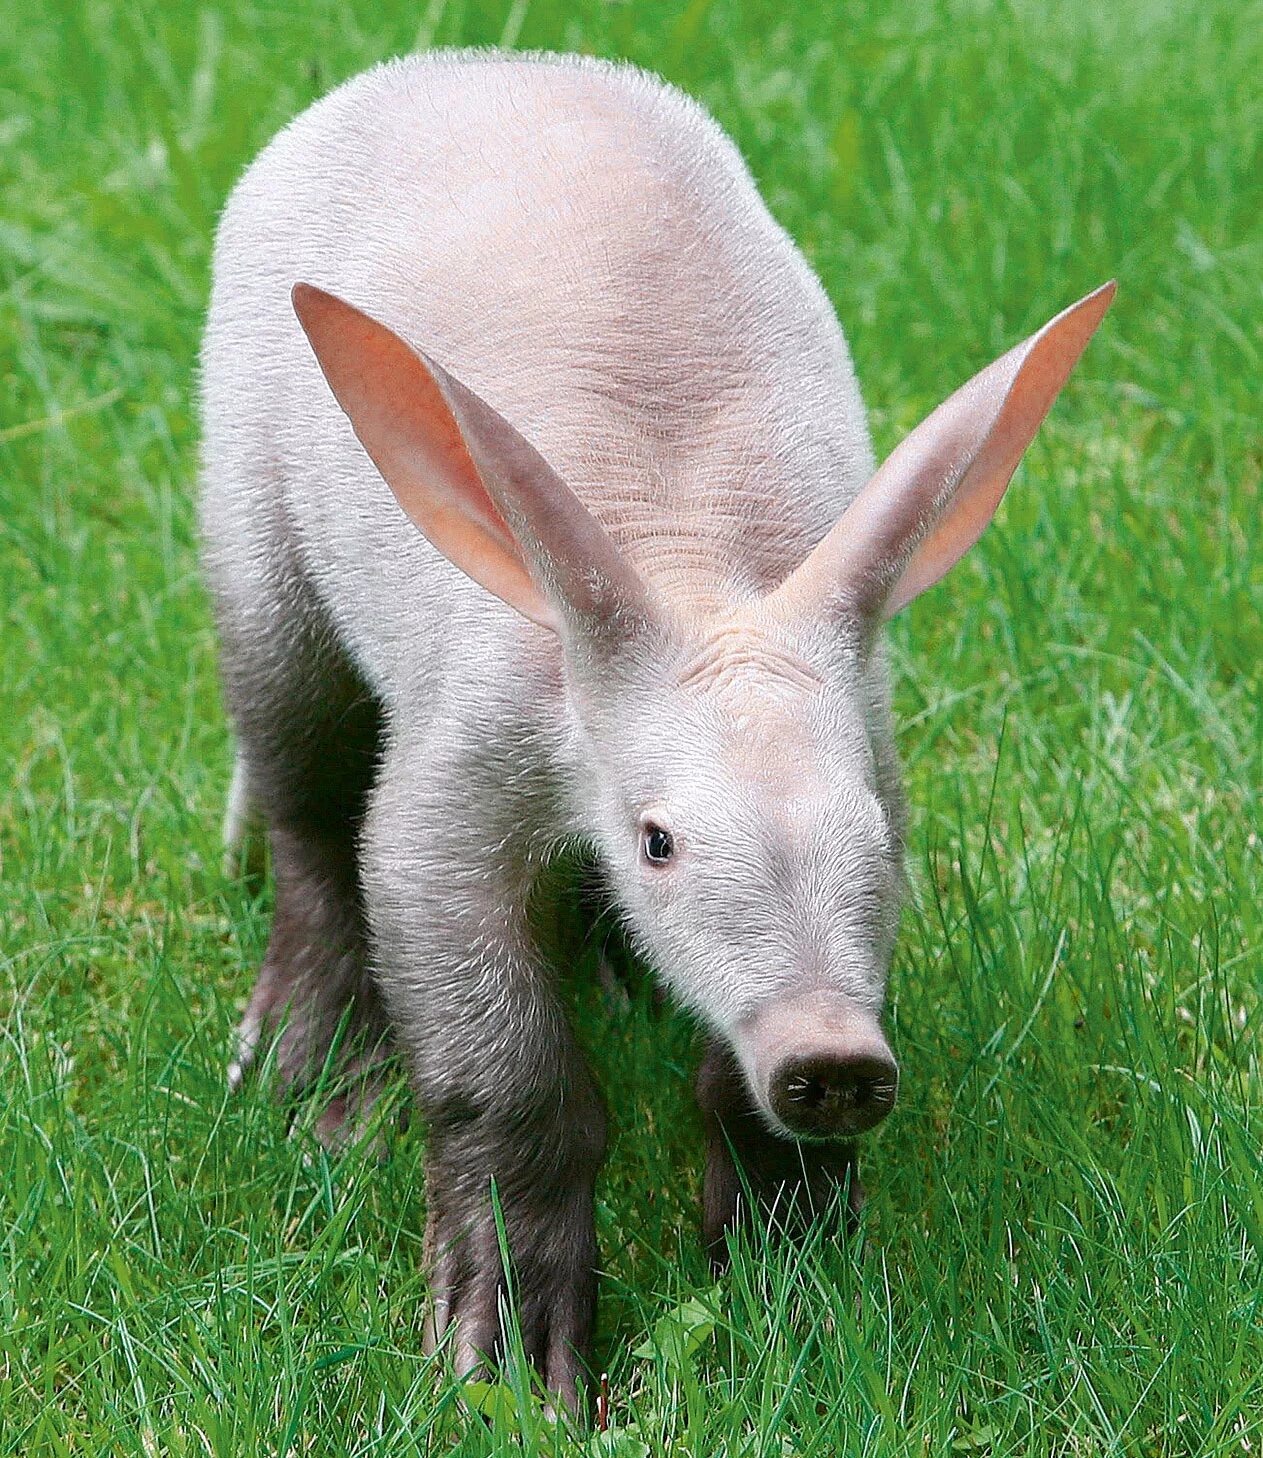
[785,1070,832,1111]
[772,1052,898,1138]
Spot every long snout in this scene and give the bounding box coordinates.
[735,991,898,1141]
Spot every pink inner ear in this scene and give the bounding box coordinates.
[291,283,559,631]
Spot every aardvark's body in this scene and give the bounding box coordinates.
[200,50,1111,1405]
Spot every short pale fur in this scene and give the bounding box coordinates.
[200,50,1112,1405]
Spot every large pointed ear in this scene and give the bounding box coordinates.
[291,283,655,639]
[766,282,1116,624]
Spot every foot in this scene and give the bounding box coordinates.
[421,1114,604,1414]
[228,960,393,1149]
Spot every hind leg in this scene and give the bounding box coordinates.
[229,805,388,1133]
[218,602,392,1144]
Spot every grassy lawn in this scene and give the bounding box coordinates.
[2,0,1259,1452]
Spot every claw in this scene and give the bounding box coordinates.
[225,1009,263,1093]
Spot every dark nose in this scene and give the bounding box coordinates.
[736,991,898,1140]
[769,1048,898,1139]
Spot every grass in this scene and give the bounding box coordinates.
[1,0,1259,1452]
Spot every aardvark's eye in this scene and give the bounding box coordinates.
[641,822,674,866]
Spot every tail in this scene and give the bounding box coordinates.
[221,749,256,875]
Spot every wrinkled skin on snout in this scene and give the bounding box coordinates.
[203,53,1114,1418]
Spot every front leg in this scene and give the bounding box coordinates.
[696,1039,863,1267]
[363,739,605,1411]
